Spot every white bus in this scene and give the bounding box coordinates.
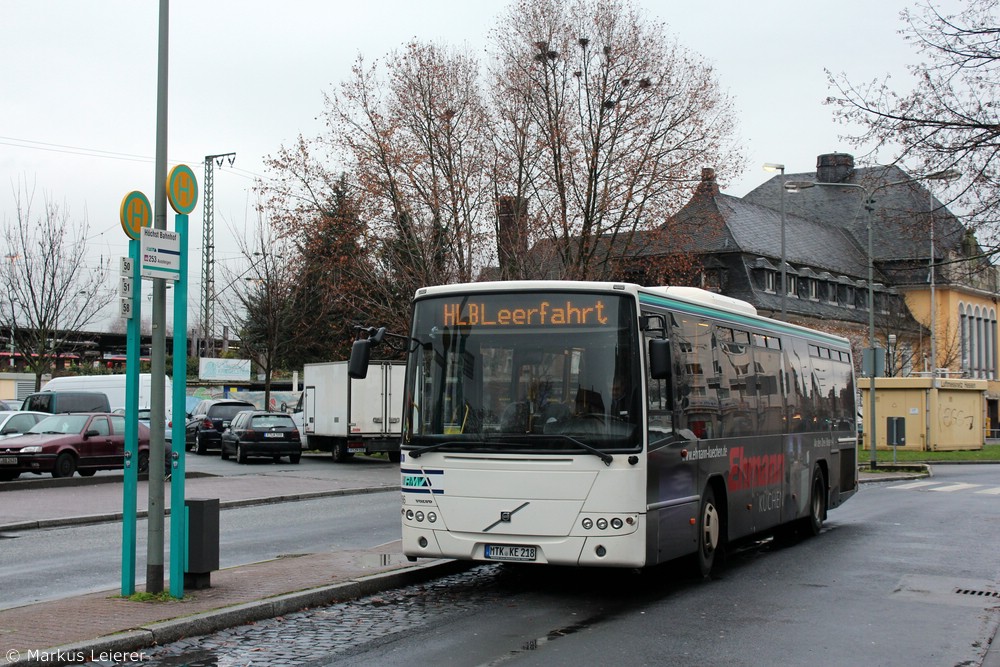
[351,281,859,574]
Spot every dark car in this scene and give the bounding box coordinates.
[220,410,302,464]
[21,391,111,414]
[186,399,255,454]
[0,413,152,480]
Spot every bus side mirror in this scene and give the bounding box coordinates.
[649,339,672,379]
[348,339,372,379]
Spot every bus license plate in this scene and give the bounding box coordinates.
[485,544,537,562]
[0,456,16,465]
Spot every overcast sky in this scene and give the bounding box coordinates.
[1,0,965,326]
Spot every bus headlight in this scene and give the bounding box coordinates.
[582,518,594,529]
[596,518,609,530]
[611,518,623,530]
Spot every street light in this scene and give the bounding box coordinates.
[785,169,961,466]
[924,169,962,378]
[763,163,787,320]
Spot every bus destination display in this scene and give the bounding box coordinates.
[441,297,611,327]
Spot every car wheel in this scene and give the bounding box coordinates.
[0,471,20,482]
[220,445,230,461]
[332,441,353,463]
[53,452,77,478]
[196,432,208,455]
[237,444,247,464]
[290,454,301,464]
[137,450,150,474]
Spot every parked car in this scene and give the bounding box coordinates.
[0,411,48,440]
[220,410,302,464]
[0,399,22,411]
[0,413,152,480]
[186,399,255,454]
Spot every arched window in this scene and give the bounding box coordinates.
[959,302,969,376]
[976,305,984,378]
[989,308,997,380]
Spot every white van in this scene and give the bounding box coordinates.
[41,374,173,422]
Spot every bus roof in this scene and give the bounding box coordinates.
[412,281,851,349]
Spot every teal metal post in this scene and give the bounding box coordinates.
[121,238,141,595]
[169,212,188,598]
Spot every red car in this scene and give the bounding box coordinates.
[0,413,153,480]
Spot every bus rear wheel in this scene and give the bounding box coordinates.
[803,468,827,537]
[695,486,722,578]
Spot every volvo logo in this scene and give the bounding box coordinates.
[483,502,530,532]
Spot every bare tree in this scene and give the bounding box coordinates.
[490,0,744,279]
[827,0,1000,248]
[0,180,114,389]
[260,0,743,333]
[218,211,310,408]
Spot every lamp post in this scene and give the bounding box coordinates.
[785,179,879,468]
[763,163,787,320]
[785,169,961,467]
[924,169,962,379]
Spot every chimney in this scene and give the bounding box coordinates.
[496,196,528,280]
[697,167,719,196]
[816,153,854,183]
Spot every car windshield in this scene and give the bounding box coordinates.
[250,415,295,429]
[404,290,641,454]
[29,414,89,435]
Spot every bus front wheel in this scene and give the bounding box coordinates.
[695,486,722,578]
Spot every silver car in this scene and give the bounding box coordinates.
[0,411,48,440]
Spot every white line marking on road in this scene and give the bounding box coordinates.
[928,483,982,492]
[888,481,939,490]
[974,487,1000,495]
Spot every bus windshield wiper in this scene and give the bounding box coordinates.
[407,440,471,459]
[544,434,614,465]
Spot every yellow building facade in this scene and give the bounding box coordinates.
[860,377,986,451]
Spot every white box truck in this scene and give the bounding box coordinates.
[300,361,404,462]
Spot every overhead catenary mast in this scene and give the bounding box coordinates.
[201,152,235,357]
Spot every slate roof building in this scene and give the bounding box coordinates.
[636,153,1000,436]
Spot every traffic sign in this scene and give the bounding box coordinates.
[140,227,181,280]
[119,275,134,298]
[120,297,134,319]
[120,191,151,240]
[167,164,198,215]
[120,256,134,275]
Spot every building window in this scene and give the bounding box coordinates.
[786,275,797,297]
[809,279,819,300]
[765,271,776,293]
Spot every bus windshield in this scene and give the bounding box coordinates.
[404,291,641,454]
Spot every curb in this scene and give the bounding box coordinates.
[1,559,470,667]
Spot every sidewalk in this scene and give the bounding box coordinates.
[0,467,928,667]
